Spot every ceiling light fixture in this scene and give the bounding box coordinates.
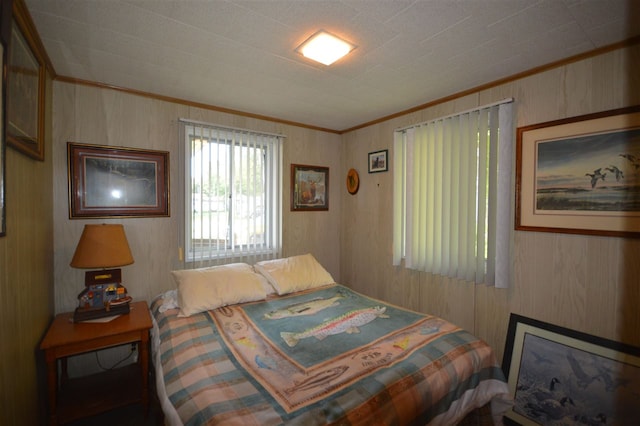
[296,30,355,66]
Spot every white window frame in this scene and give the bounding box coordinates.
[179,120,283,266]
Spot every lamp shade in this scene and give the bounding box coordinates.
[70,224,134,268]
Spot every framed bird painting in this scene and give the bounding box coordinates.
[502,314,640,426]
[515,105,640,237]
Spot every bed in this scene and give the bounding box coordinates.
[150,254,512,425]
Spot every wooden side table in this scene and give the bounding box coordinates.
[40,301,152,425]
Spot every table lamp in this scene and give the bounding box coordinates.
[70,224,134,322]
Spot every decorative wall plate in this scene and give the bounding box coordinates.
[346,168,359,194]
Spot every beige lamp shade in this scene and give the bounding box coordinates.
[70,224,134,268]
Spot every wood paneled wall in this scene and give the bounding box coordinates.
[0,79,54,424]
[2,3,636,422]
[51,84,342,313]
[50,43,639,381]
[50,83,341,377]
[340,44,640,362]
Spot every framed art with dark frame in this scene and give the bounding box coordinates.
[0,0,9,237]
[502,313,640,425]
[368,149,388,173]
[515,105,640,238]
[68,142,170,218]
[290,164,329,211]
[6,1,45,161]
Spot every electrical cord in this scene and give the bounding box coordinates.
[95,345,136,371]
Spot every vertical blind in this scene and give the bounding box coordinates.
[180,120,283,268]
[393,100,513,287]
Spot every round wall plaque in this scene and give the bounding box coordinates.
[346,168,359,194]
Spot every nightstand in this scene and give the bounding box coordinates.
[40,301,152,425]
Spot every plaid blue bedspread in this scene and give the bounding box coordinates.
[151,284,510,425]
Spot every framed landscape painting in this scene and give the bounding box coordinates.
[68,143,170,218]
[516,106,640,237]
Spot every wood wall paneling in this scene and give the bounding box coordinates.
[45,40,640,393]
[1,4,637,423]
[0,80,54,425]
[51,82,343,377]
[340,44,640,362]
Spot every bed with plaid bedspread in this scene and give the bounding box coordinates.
[151,284,511,425]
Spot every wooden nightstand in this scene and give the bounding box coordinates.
[40,301,152,425]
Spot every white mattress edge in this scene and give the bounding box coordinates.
[428,378,512,426]
[151,311,184,426]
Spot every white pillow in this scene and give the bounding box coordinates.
[172,263,269,317]
[254,254,335,295]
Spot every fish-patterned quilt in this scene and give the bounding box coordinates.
[151,284,511,425]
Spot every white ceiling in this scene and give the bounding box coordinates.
[24,0,639,132]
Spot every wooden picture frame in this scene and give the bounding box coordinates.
[0,0,13,237]
[0,3,7,237]
[516,106,640,238]
[6,1,45,161]
[290,164,329,211]
[368,149,388,173]
[68,143,170,218]
[502,314,640,425]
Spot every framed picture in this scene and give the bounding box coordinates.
[0,0,11,236]
[291,164,329,211]
[0,19,6,237]
[6,2,45,161]
[68,143,170,218]
[368,149,388,173]
[515,106,640,238]
[502,313,640,425]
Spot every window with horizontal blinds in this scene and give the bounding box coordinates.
[393,100,514,287]
[180,120,283,266]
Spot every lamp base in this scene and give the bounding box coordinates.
[73,303,130,322]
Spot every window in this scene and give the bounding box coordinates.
[180,120,283,265]
[392,100,513,287]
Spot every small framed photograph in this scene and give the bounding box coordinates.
[368,149,388,173]
[516,105,640,237]
[502,313,640,425]
[291,164,329,211]
[68,143,170,218]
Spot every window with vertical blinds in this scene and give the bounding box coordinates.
[393,100,514,287]
[180,120,283,266]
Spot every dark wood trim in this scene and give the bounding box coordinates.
[37,24,639,135]
[13,0,54,75]
[342,35,640,133]
[0,0,12,46]
[55,74,342,135]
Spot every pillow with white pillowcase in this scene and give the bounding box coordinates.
[172,262,271,317]
[254,253,335,295]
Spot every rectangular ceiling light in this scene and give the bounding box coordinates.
[296,30,355,66]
